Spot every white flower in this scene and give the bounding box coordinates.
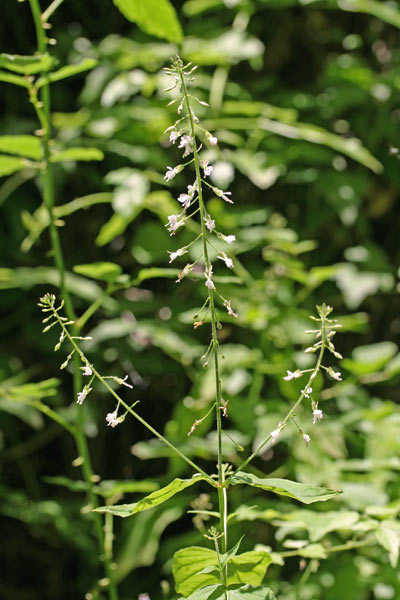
[302,387,313,398]
[166,214,185,235]
[330,370,342,381]
[169,130,180,144]
[312,409,323,424]
[106,411,120,428]
[168,247,187,263]
[205,266,215,290]
[77,386,92,405]
[209,135,218,146]
[178,193,191,209]
[178,135,193,157]
[304,346,317,353]
[114,375,133,389]
[303,433,311,446]
[176,263,193,283]
[270,429,280,444]
[283,370,302,381]
[204,215,215,232]
[164,166,179,182]
[217,252,234,269]
[223,299,238,318]
[81,364,92,376]
[201,160,213,177]
[221,191,233,203]
[187,181,198,196]
[225,235,236,244]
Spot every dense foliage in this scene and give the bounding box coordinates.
[1,1,400,599]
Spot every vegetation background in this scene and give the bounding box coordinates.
[1,0,400,599]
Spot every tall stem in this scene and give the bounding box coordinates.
[178,67,227,553]
[28,2,118,598]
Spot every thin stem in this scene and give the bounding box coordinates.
[227,317,328,481]
[51,308,214,485]
[28,3,118,598]
[178,65,227,551]
[41,0,65,23]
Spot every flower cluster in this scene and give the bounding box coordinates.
[271,304,343,448]
[162,56,238,321]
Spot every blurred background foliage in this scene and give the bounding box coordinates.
[1,0,400,599]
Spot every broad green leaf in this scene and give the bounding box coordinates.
[0,70,30,88]
[50,147,104,162]
[0,155,28,177]
[95,475,208,517]
[73,262,122,283]
[342,342,398,375]
[173,546,272,596]
[221,535,244,565]
[275,509,360,542]
[230,472,340,504]
[184,584,276,600]
[112,0,183,43]
[376,522,400,568]
[0,53,56,74]
[0,135,41,160]
[36,58,98,88]
[336,0,400,29]
[259,118,382,173]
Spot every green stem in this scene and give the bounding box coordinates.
[28,3,118,598]
[51,308,213,485]
[227,318,328,481]
[178,64,227,552]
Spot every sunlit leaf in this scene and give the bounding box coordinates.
[0,52,56,74]
[73,262,122,283]
[0,155,28,177]
[230,472,341,504]
[0,135,41,160]
[36,58,98,88]
[95,475,209,517]
[50,147,104,162]
[112,0,183,43]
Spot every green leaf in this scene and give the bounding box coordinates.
[259,118,382,173]
[376,522,400,568]
[336,0,400,30]
[230,472,341,504]
[0,155,28,177]
[94,475,208,517]
[73,262,122,283]
[277,510,360,542]
[183,584,276,600]
[0,135,41,160]
[50,147,104,162]
[112,0,183,43]
[0,70,30,88]
[0,53,56,74]
[36,58,98,88]
[343,342,398,375]
[173,546,272,596]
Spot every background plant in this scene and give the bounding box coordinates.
[1,0,400,599]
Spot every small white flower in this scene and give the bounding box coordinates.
[330,370,342,381]
[168,247,187,263]
[77,386,92,405]
[302,387,313,398]
[283,370,302,381]
[166,214,185,235]
[178,135,193,157]
[208,135,218,146]
[177,98,184,115]
[221,191,233,203]
[113,375,133,389]
[204,215,215,232]
[178,193,191,209]
[164,166,179,182]
[81,364,92,376]
[205,266,215,290]
[270,429,280,444]
[106,411,120,428]
[217,252,234,269]
[303,433,311,446]
[201,160,213,177]
[313,409,323,424]
[223,299,238,318]
[187,181,198,196]
[220,234,236,245]
[176,263,193,283]
[169,130,180,144]
[304,346,317,353]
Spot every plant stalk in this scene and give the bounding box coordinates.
[28,2,118,597]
